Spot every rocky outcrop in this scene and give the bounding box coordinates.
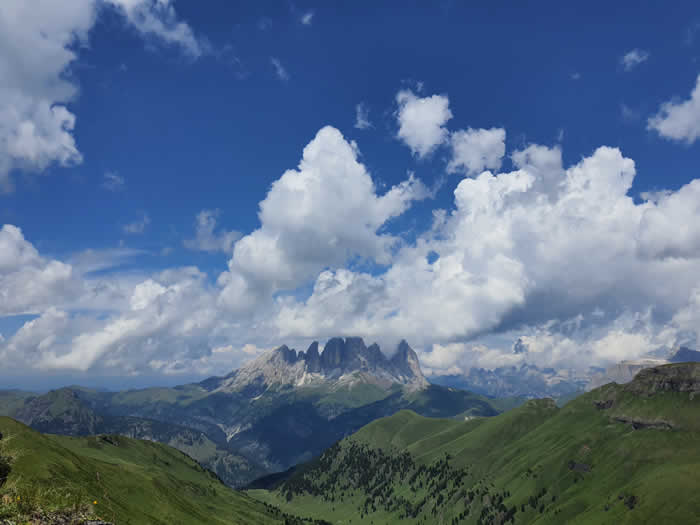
[587,359,670,390]
[623,363,700,399]
[209,337,429,393]
[612,416,674,430]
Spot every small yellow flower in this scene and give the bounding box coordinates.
[16,496,20,501]
[93,500,98,505]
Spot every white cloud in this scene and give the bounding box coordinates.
[41,267,219,372]
[4,113,700,378]
[105,0,203,58]
[300,11,314,25]
[621,48,649,71]
[273,139,700,370]
[447,128,506,176]
[395,89,452,158]
[0,225,76,315]
[102,171,125,191]
[270,57,289,81]
[636,180,700,259]
[184,209,241,254]
[218,126,429,312]
[355,102,372,130]
[0,0,202,192]
[123,213,151,234]
[648,74,700,143]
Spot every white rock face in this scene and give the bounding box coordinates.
[207,337,429,394]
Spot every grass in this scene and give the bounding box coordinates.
[0,417,286,524]
[250,370,700,524]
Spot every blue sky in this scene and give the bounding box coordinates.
[2,1,700,389]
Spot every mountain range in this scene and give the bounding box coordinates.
[251,362,700,524]
[2,359,699,522]
[430,346,700,399]
[0,337,500,487]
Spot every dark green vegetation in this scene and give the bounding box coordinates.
[0,383,499,488]
[0,417,318,524]
[251,363,700,524]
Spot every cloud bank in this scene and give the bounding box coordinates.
[2,72,700,380]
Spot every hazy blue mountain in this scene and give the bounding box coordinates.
[429,363,589,399]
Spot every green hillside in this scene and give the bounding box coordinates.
[0,382,501,487]
[0,417,309,525]
[250,363,700,524]
[1,387,266,488]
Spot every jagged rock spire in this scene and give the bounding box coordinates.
[212,337,428,393]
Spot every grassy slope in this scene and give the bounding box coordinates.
[0,417,284,525]
[251,370,700,524]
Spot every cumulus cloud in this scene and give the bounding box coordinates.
[218,126,429,312]
[123,213,151,234]
[395,89,452,158]
[273,139,700,371]
[636,180,700,259]
[0,0,202,191]
[0,225,76,315]
[355,102,372,130]
[648,74,700,143]
[184,209,241,254]
[270,57,289,81]
[0,227,251,375]
[4,115,700,378]
[621,48,649,71]
[447,127,506,176]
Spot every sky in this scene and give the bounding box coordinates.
[2,1,700,390]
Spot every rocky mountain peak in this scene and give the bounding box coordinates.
[212,337,428,393]
[271,344,298,364]
[303,341,321,373]
[391,340,427,386]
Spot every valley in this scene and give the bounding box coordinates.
[249,363,700,524]
[0,338,503,488]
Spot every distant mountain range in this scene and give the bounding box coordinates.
[587,346,700,390]
[430,363,592,400]
[0,337,499,487]
[430,346,700,399]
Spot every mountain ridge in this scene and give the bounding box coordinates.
[0,337,497,488]
[251,362,700,524]
[205,337,429,394]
